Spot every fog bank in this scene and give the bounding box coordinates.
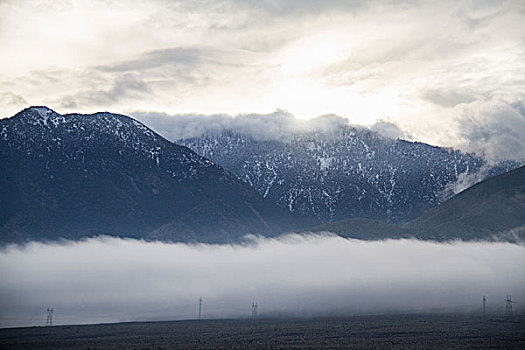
[1,234,524,328]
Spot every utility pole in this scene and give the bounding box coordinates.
[483,296,486,321]
[45,307,53,327]
[198,297,202,321]
[252,302,258,319]
[505,295,514,317]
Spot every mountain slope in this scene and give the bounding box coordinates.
[305,218,408,240]
[0,107,303,243]
[405,165,525,241]
[297,166,525,242]
[180,127,516,225]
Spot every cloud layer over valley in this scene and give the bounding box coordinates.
[1,235,523,328]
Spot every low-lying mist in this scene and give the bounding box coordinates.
[1,234,524,328]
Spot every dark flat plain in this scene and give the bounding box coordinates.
[1,314,524,349]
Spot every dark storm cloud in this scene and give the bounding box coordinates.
[1,235,523,327]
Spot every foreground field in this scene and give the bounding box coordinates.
[1,314,524,349]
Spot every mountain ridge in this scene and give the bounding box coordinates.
[406,165,525,241]
[2,106,522,244]
[299,165,525,242]
[0,106,306,243]
[179,127,518,225]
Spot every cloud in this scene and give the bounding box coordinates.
[98,47,249,74]
[0,91,26,106]
[455,99,525,163]
[96,46,251,88]
[131,106,525,164]
[0,235,523,327]
[370,120,410,140]
[421,89,477,108]
[440,166,490,198]
[130,110,356,141]
[43,45,274,113]
[60,73,152,109]
[99,48,204,73]
[0,92,27,116]
[1,0,524,159]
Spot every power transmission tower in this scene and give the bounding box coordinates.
[483,296,486,320]
[251,302,258,319]
[45,307,53,327]
[505,295,514,317]
[198,297,202,321]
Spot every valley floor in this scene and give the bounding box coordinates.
[1,314,524,349]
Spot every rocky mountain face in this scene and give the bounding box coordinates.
[180,128,517,224]
[0,107,303,243]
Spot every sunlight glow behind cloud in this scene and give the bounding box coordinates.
[0,0,524,157]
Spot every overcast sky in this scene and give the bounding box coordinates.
[1,0,524,158]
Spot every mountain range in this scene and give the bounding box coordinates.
[307,165,525,242]
[179,126,517,224]
[0,107,522,244]
[0,107,303,243]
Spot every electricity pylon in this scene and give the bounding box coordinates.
[45,307,53,327]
